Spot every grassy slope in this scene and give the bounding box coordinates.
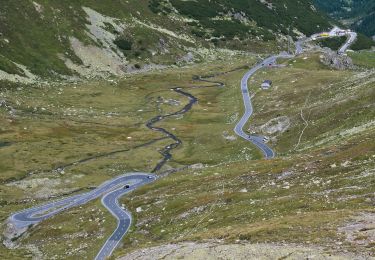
[168,0,331,37]
[0,54,257,258]
[0,0,194,77]
[0,1,87,77]
[0,0,335,79]
[349,51,375,68]
[0,52,374,258]
[0,0,372,79]
[114,54,374,258]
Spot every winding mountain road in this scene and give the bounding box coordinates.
[94,174,156,260]
[234,26,356,158]
[7,72,224,260]
[234,54,292,159]
[11,174,156,226]
[338,31,357,54]
[296,27,357,55]
[11,173,156,260]
[8,27,358,260]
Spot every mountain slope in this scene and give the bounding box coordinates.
[0,0,332,81]
[1,2,375,259]
[162,0,331,36]
[314,0,375,38]
[1,51,374,259]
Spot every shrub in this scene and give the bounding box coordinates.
[192,29,206,38]
[114,38,133,51]
[317,37,346,50]
[351,33,375,50]
[149,0,172,14]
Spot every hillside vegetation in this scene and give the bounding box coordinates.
[315,0,375,38]
[1,0,373,82]
[0,51,374,259]
[152,0,331,38]
[0,1,374,259]
[0,0,333,81]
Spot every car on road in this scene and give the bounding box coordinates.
[123,184,130,189]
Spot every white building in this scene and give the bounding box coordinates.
[261,80,272,89]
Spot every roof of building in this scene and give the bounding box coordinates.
[262,80,272,85]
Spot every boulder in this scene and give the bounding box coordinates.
[320,48,354,70]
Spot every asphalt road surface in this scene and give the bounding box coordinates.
[234,54,292,159]
[235,27,357,158]
[296,27,357,55]
[338,32,357,54]
[94,174,156,260]
[10,173,156,260]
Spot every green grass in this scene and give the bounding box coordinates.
[0,0,189,77]
[0,53,374,258]
[349,51,375,68]
[0,0,338,79]
[113,53,374,257]
[249,56,375,156]
[351,33,375,50]
[117,145,374,257]
[0,56,25,76]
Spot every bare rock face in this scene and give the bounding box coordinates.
[338,212,375,248]
[232,11,247,22]
[320,48,354,70]
[158,38,169,54]
[0,99,16,117]
[118,242,364,260]
[189,163,205,170]
[179,52,194,63]
[3,220,29,249]
[260,116,290,135]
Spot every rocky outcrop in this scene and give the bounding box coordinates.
[253,116,290,135]
[178,52,194,63]
[0,99,16,117]
[320,48,354,70]
[2,220,30,249]
[338,212,375,248]
[118,242,364,260]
